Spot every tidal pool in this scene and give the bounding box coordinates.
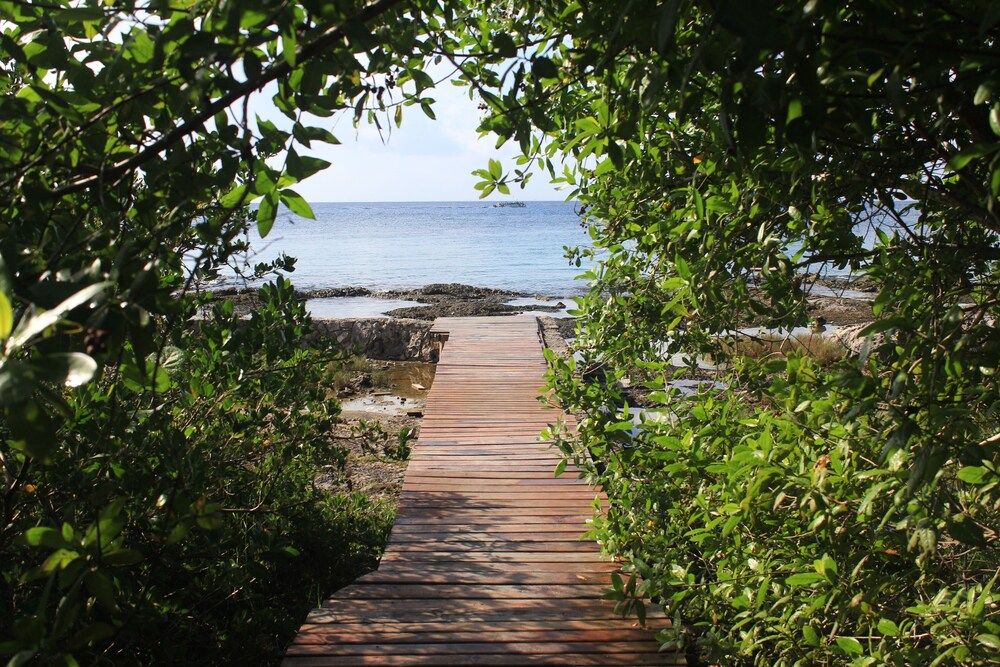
[306,296,423,318]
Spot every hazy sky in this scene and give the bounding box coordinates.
[251,73,566,203]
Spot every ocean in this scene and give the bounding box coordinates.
[235,200,590,297]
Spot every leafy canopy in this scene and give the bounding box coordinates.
[0,0,462,662]
[447,0,1000,664]
[2,0,1000,664]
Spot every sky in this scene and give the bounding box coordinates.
[250,72,567,203]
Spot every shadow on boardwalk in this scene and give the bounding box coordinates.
[285,317,682,666]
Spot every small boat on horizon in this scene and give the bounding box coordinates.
[492,201,526,208]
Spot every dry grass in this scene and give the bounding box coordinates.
[327,355,371,394]
[720,333,846,366]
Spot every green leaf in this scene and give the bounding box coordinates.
[814,553,837,580]
[166,522,189,545]
[7,282,108,352]
[674,254,691,280]
[280,189,315,219]
[957,466,988,484]
[41,548,79,572]
[977,634,1000,650]
[974,83,993,105]
[785,572,825,586]
[990,104,1000,137]
[24,527,72,549]
[38,352,98,388]
[493,33,517,58]
[488,159,503,179]
[532,57,559,79]
[7,651,37,667]
[292,124,340,147]
[877,619,899,637]
[281,30,297,68]
[239,9,269,28]
[286,149,331,181]
[257,191,279,237]
[786,98,803,123]
[949,144,993,171]
[554,459,567,477]
[410,69,434,93]
[219,184,248,208]
[127,31,155,64]
[256,116,285,142]
[802,625,819,646]
[53,7,105,23]
[0,291,12,340]
[835,637,863,655]
[594,158,615,176]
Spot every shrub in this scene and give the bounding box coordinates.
[455,1,1000,662]
[0,277,393,663]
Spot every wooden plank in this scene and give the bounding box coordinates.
[309,599,655,622]
[286,316,680,666]
[391,522,591,532]
[284,653,680,666]
[358,571,612,585]
[286,641,662,656]
[292,629,657,644]
[377,551,613,563]
[298,619,658,632]
[382,541,602,553]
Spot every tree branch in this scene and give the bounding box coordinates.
[45,0,406,199]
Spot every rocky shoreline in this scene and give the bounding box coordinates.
[210,275,875,327]
[213,282,569,320]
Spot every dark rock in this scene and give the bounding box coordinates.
[384,302,531,320]
[380,283,523,303]
[308,286,373,298]
[308,317,440,362]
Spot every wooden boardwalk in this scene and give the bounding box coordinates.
[285,317,680,666]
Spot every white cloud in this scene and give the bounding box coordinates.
[247,70,563,202]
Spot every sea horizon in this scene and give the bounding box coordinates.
[231,200,591,296]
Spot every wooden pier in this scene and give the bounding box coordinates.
[285,317,681,666]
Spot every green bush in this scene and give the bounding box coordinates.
[0,1,465,662]
[0,277,393,663]
[452,0,1000,663]
[548,347,999,664]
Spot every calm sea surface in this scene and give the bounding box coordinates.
[238,201,590,296]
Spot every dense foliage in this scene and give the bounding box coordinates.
[0,0,448,662]
[4,0,999,664]
[2,275,394,662]
[451,1,1000,664]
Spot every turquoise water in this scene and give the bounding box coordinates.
[240,201,590,296]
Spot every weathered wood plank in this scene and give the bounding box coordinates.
[284,653,681,666]
[285,316,679,666]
